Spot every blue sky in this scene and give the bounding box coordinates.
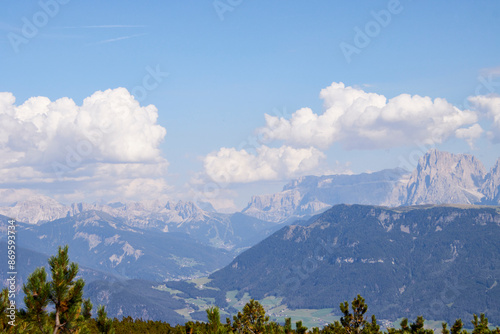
[1,0,499,210]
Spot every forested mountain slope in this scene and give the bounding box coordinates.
[209,204,500,325]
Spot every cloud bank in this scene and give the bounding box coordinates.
[468,94,500,143]
[203,82,490,184]
[259,82,478,149]
[0,88,168,203]
[204,145,325,183]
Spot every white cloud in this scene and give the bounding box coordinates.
[93,33,148,46]
[0,88,168,202]
[455,124,484,148]
[0,189,42,206]
[183,183,239,213]
[322,161,354,176]
[200,82,485,185]
[468,94,500,143]
[258,82,479,150]
[203,145,325,183]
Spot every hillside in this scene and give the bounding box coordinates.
[208,204,500,325]
[0,212,234,282]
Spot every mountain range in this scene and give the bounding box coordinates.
[0,198,280,253]
[1,149,500,324]
[243,149,500,222]
[242,167,409,222]
[2,150,499,226]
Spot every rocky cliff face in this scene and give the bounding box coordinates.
[400,149,487,205]
[242,168,409,222]
[0,197,208,226]
[242,150,500,222]
[482,158,500,205]
[0,196,277,252]
[0,195,70,224]
[242,189,304,223]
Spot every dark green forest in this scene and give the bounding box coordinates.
[1,246,499,334]
[207,204,500,323]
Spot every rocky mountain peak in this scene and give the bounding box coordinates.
[283,176,310,191]
[242,189,302,223]
[482,158,500,204]
[403,149,487,205]
[174,200,206,220]
[243,168,410,223]
[0,195,69,224]
[1,151,499,226]
[0,194,208,225]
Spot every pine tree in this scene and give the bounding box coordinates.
[442,322,450,334]
[96,305,115,334]
[296,320,308,334]
[0,288,17,333]
[451,319,464,334]
[410,316,434,334]
[232,299,269,334]
[400,318,410,333]
[48,245,92,333]
[284,317,292,334]
[207,306,227,334]
[23,267,51,333]
[340,295,369,334]
[265,321,285,334]
[311,327,321,334]
[21,245,92,334]
[410,316,425,334]
[472,314,489,334]
[364,315,381,334]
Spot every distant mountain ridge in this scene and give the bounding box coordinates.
[243,150,500,222]
[3,150,499,226]
[242,168,409,222]
[0,198,209,226]
[0,197,281,253]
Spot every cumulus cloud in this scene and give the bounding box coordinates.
[0,88,168,202]
[468,94,500,143]
[0,188,42,206]
[200,82,487,185]
[455,124,484,148]
[258,82,479,150]
[203,145,325,183]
